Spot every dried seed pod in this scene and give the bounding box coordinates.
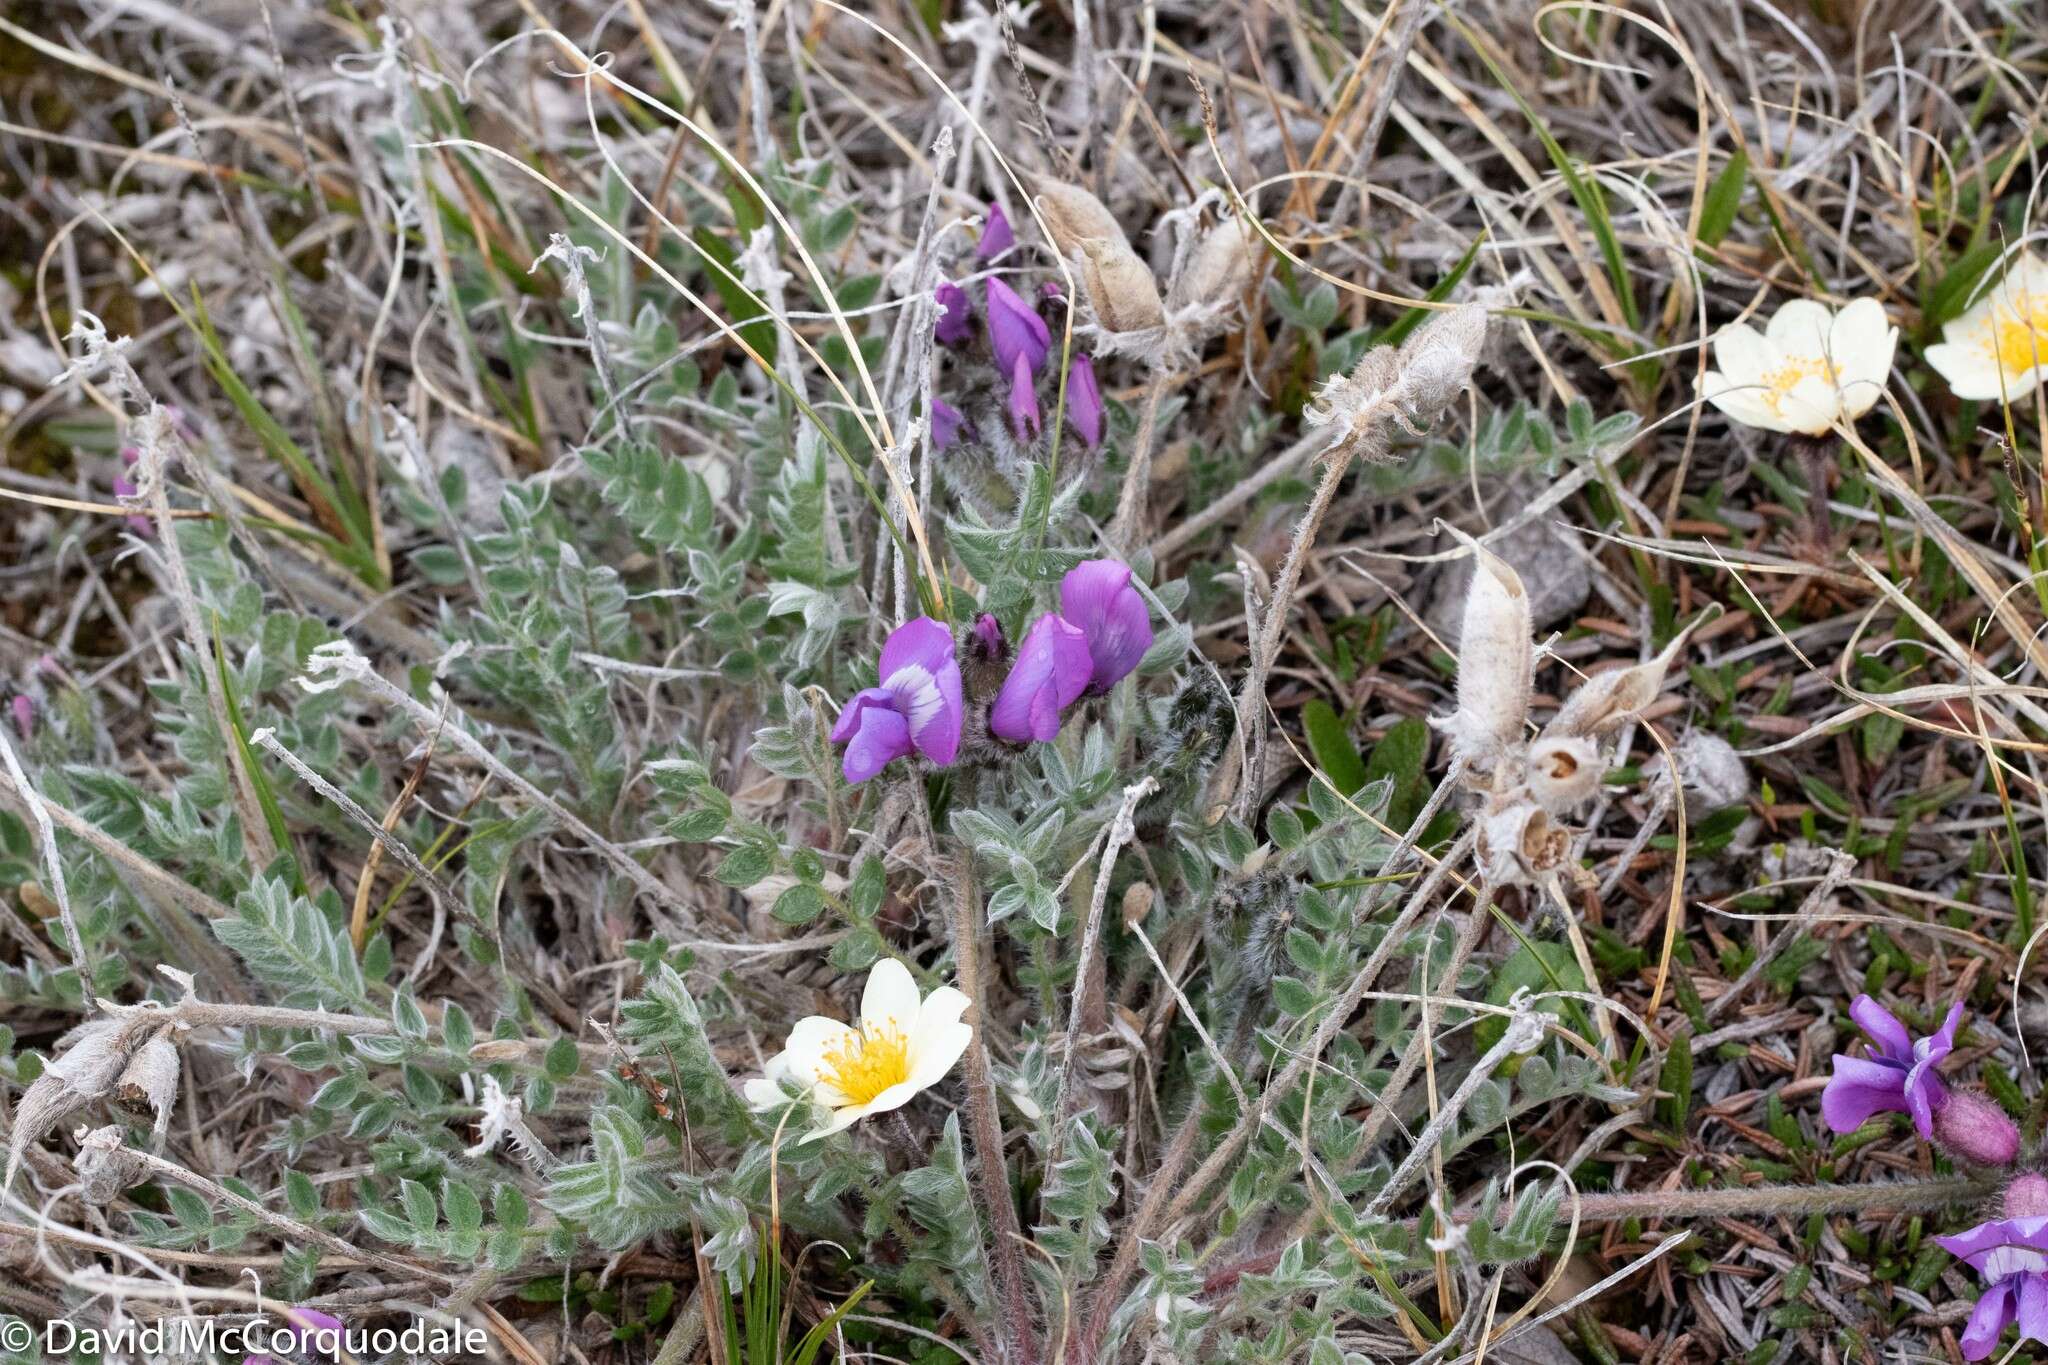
[1526,735,1604,812]
[7,1014,134,1189]
[1167,211,1258,316]
[72,1125,145,1206]
[1478,801,1565,886]
[1035,182,1128,259]
[1121,881,1155,930]
[1303,345,1404,459]
[1544,618,1703,739]
[1435,526,1533,764]
[1076,238,1166,334]
[1395,303,1490,423]
[114,1030,180,1142]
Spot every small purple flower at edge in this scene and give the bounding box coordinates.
[1060,559,1154,695]
[1007,354,1041,441]
[976,203,1015,259]
[1066,353,1104,449]
[243,1305,344,1365]
[990,613,1092,743]
[830,618,964,784]
[931,399,966,452]
[1819,994,1960,1139]
[934,282,972,347]
[1937,1208,2048,1360]
[985,276,1050,379]
[8,696,31,740]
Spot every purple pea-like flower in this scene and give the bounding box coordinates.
[1066,353,1104,449]
[931,399,966,452]
[1936,1216,2048,1359]
[8,696,30,741]
[1006,354,1041,441]
[990,613,1092,743]
[830,617,964,784]
[977,204,1015,259]
[111,472,154,537]
[934,281,972,347]
[1819,995,1960,1139]
[244,1305,345,1365]
[1060,559,1154,695]
[985,276,1050,379]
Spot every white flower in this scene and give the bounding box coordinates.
[745,959,972,1136]
[1926,252,2048,402]
[1699,297,1896,435]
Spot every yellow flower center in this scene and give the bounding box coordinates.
[1989,296,2048,378]
[819,1023,911,1105]
[1758,354,1830,412]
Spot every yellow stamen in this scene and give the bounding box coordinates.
[1989,295,2048,379]
[1757,354,1830,415]
[819,1022,911,1105]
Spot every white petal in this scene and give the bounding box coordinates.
[814,1100,875,1136]
[907,1021,974,1092]
[861,958,923,1037]
[1998,363,2048,403]
[743,1078,787,1111]
[884,663,944,735]
[1926,340,2004,401]
[1710,324,1773,386]
[1776,373,1840,435]
[850,1077,925,1121]
[1701,372,1790,432]
[1765,298,1834,355]
[782,1016,857,1095]
[1829,299,1896,379]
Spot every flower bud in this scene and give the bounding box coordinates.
[1934,1089,2022,1167]
[2004,1172,2048,1217]
[1526,735,1604,812]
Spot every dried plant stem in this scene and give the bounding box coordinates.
[1050,777,1156,1159]
[1231,440,1366,819]
[1108,370,1170,553]
[1550,1175,1992,1223]
[327,658,704,931]
[922,796,1036,1365]
[1149,428,1324,560]
[1081,820,1475,1363]
[125,1147,439,1282]
[0,730,91,997]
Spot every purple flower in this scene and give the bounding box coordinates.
[1059,559,1154,695]
[931,398,965,452]
[8,696,30,740]
[111,472,154,537]
[830,618,964,784]
[990,613,1092,743]
[1936,1217,2048,1359]
[934,281,972,347]
[1820,995,1960,1138]
[245,1305,345,1365]
[977,204,1014,259]
[985,277,1050,378]
[1007,353,1041,440]
[1066,353,1104,448]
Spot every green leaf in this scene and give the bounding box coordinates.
[1697,148,1748,248]
[400,1179,437,1236]
[444,1182,484,1237]
[543,1036,581,1080]
[1476,940,1584,1054]
[1302,700,1369,795]
[772,883,826,925]
[213,877,368,1010]
[1364,717,1432,831]
[714,845,773,888]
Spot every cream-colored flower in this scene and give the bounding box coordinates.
[1700,297,1896,435]
[744,958,971,1136]
[1926,253,2048,402]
